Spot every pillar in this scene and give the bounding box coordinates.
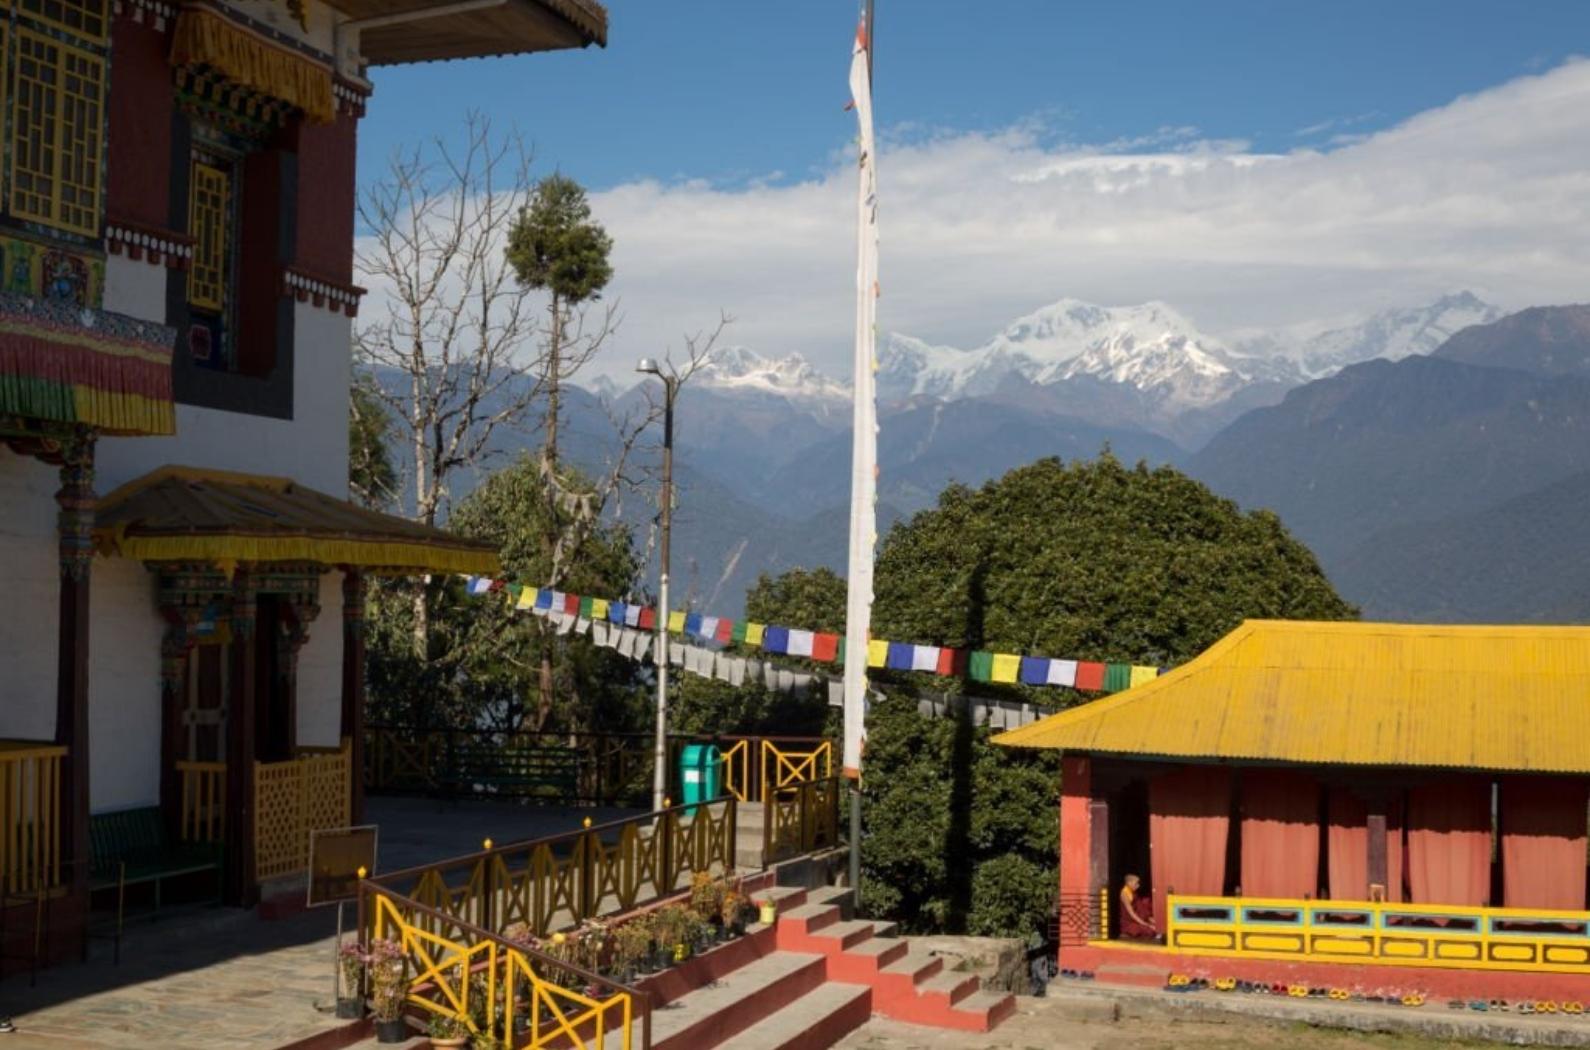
[1367,806,1389,900]
[225,568,259,907]
[1059,753,1097,945]
[54,431,96,895]
[159,619,190,842]
[340,570,366,824]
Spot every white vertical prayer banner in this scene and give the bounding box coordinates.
[842,9,878,782]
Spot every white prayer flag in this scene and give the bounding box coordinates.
[787,629,815,658]
[1046,659,1078,688]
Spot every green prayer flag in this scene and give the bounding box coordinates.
[578,595,594,618]
[1104,662,1131,692]
[731,620,748,643]
[969,650,994,682]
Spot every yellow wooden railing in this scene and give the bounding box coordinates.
[373,797,738,944]
[1165,894,1590,974]
[254,741,351,881]
[719,738,833,804]
[368,888,645,1049]
[0,741,64,896]
[762,775,841,867]
[176,760,226,843]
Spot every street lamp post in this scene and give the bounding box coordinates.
[637,358,677,814]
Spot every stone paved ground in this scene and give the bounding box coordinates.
[0,798,649,1049]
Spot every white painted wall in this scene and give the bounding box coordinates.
[0,455,62,743]
[87,557,163,811]
[97,259,352,495]
[298,570,346,749]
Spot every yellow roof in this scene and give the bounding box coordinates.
[994,620,1590,775]
[95,466,499,577]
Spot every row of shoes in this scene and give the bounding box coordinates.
[1164,975,1426,1007]
[1056,968,1096,980]
[1448,999,1586,1015]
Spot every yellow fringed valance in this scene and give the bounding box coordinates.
[170,7,335,125]
[95,466,500,577]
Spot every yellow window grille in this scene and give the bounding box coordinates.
[17,0,109,44]
[188,162,230,313]
[10,28,105,236]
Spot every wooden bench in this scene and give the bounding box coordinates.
[89,807,223,908]
[440,745,584,801]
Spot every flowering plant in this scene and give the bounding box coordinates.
[367,938,407,1022]
[338,941,367,1000]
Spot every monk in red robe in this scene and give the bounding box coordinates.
[1119,873,1157,940]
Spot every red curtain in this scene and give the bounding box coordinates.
[1149,766,1232,924]
[1406,778,1492,907]
[1500,776,1589,911]
[1240,769,1320,899]
[1326,789,1405,902]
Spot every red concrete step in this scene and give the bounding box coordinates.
[775,902,842,941]
[808,918,877,953]
[872,948,945,997]
[824,930,911,982]
[720,982,872,1050]
[650,951,827,1050]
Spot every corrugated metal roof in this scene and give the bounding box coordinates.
[993,620,1590,774]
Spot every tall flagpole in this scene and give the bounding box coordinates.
[843,0,878,902]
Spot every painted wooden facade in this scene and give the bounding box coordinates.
[0,0,603,972]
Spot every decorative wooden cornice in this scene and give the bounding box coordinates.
[106,220,195,270]
[283,267,365,317]
[333,76,370,119]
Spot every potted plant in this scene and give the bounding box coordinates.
[684,910,713,955]
[653,905,692,966]
[368,938,409,1043]
[689,872,725,934]
[428,1014,470,1049]
[612,918,652,983]
[757,896,778,926]
[576,919,613,997]
[720,890,746,938]
[337,941,367,1018]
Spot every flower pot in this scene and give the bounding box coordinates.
[430,1038,468,1049]
[335,996,364,1020]
[672,942,689,963]
[374,1017,409,1044]
[651,946,674,971]
[758,902,777,925]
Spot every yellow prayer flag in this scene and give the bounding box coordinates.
[1129,665,1159,688]
[991,653,1021,684]
[745,622,766,646]
[515,589,536,610]
[867,639,889,668]
[591,598,609,620]
[668,611,686,634]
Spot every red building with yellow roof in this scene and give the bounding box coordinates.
[997,619,1590,1000]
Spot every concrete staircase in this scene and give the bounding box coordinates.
[332,883,1013,1050]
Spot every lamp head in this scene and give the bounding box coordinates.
[636,357,661,376]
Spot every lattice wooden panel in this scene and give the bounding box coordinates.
[254,761,302,880]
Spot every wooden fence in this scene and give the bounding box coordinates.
[0,741,64,897]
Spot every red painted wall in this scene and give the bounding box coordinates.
[295,111,357,283]
[107,15,174,229]
[1059,755,1091,900]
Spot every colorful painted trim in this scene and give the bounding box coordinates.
[0,293,176,435]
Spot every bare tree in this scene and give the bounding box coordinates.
[355,114,544,656]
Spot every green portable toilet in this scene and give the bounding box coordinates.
[679,743,721,815]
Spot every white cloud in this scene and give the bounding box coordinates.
[366,59,1590,383]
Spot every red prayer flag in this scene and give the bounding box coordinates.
[811,632,840,662]
[1074,661,1106,691]
[715,618,735,643]
[563,593,580,615]
[488,579,505,592]
[638,607,656,630]
[935,647,967,676]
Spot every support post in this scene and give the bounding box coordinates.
[54,431,96,896]
[340,570,367,824]
[226,568,259,907]
[1367,804,1389,900]
[159,621,190,843]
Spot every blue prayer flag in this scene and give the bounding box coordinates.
[763,626,790,654]
[685,613,703,637]
[609,602,627,624]
[1020,656,1050,685]
[885,642,914,671]
[534,588,552,610]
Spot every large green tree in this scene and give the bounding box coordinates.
[795,454,1354,936]
[365,455,646,734]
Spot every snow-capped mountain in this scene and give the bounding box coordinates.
[879,298,1291,412]
[693,345,851,405]
[1235,291,1504,379]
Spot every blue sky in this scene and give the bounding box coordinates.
[352,3,1590,379]
[358,1,1590,192]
